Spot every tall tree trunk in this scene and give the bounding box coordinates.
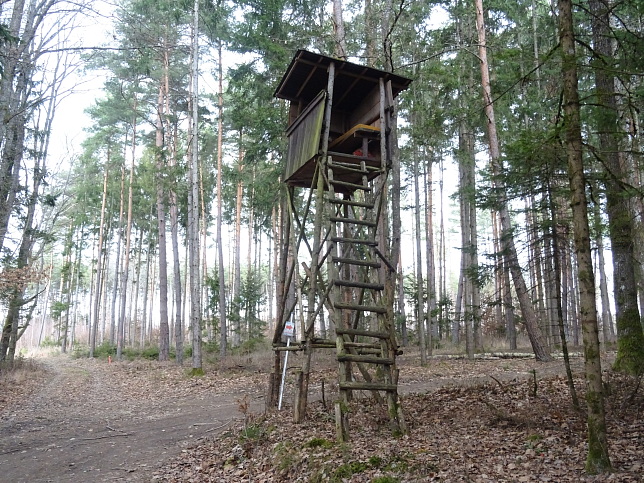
[1,46,57,361]
[458,117,480,356]
[413,146,427,364]
[170,189,183,362]
[593,203,614,343]
[188,0,202,372]
[397,255,408,346]
[332,0,347,59]
[155,84,171,361]
[589,0,644,374]
[364,0,375,64]
[424,155,437,350]
[474,0,551,361]
[268,206,277,334]
[216,41,228,358]
[527,198,549,343]
[1,126,46,361]
[232,137,244,347]
[132,229,143,347]
[559,0,612,471]
[164,47,183,365]
[548,183,580,409]
[110,163,126,345]
[90,164,109,357]
[141,241,152,348]
[438,158,447,340]
[118,106,136,360]
[0,0,33,253]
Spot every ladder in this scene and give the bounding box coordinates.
[324,100,407,441]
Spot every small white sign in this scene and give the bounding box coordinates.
[283,321,295,337]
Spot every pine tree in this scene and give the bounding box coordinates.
[559,0,611,472]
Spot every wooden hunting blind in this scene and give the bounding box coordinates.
[270,50,411,440]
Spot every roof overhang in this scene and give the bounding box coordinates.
[274,50,412,111]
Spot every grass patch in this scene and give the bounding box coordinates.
[372,477,399,483]
[304,437,334,449]
[239,422,264,443]
[333,461,368,479]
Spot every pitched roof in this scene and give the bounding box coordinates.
[274,50,412,111]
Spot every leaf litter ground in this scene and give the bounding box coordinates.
[1,350,642,482]
[156,352,643,482]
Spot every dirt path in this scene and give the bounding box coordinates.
[0,355,264,483]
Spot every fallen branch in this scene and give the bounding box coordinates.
[205,419,233,433]
[192,421,224,426]
[79,433,131,441]
[488,375,506,392]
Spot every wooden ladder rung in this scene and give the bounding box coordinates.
[335,327,390,339]
[339,381,397,392]
[329,216,376,227]
[344,341,382,349]
[329,198,374,209]
[327,151,380,165]
[328,162,369,175]
[338,354,394,365]
[331,236,377,246]
[332,257,381,268]
[328,179,372,192]
[353,348,384,355]
[333,279,384,290]
[333,302,387,314]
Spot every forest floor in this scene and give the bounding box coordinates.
[0,351,266,482]
[0,348,642,482]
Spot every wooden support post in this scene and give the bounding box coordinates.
[293,369,304,422]
[335,401,349,442]
[266,353,281,409]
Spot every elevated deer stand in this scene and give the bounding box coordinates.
[268,50,411,441]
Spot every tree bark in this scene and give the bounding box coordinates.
[332,0,347,59]
[559,0,612,472]
[155,83,171,361]
[424,152,437,350]
[474,0,551,361]
[589,0,644,374]
[594,204,614,343]
[90,165,109,357]
[110,162,126,345]
[413,146,427,365]
[118,104,137,360]
[189,0,202,371]
[216,41,228,358]
[458,117,480,357]
[232,137,244,347]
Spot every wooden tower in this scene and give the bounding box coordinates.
[270,50,412,440]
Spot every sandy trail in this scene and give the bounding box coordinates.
[0,355,264,482]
